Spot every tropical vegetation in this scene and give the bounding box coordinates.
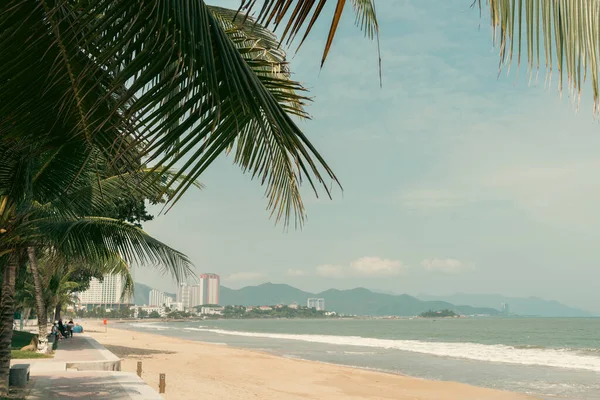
[419,309,458,318]
[220,305,331,319]
[2,0,600,396]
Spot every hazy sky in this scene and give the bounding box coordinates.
[135,0,600,315]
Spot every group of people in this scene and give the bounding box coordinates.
[51,319,77,340]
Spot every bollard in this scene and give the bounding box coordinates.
[137,361,142,377]
[159,373,166,393]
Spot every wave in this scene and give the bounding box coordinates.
[192,328,600,372]
[183,327,209,332]
[127,322,171,331]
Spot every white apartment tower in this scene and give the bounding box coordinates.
[203,273,220,305]
[176,283,191,308]
[307,298,325,311]
[77,274,133,309]
[149,289,173,307]
[177,273,220,309]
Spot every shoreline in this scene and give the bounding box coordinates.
[84,320,538,400]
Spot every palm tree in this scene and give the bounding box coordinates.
[0,144,197,392]
[26,249,136,353]
[26,250,134,320]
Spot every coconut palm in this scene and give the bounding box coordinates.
[24,249,134,331]
[25,248,136,353]
[0,143,198,392]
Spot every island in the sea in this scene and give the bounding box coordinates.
[419,309,458,318]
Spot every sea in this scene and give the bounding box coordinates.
[121,318,600,399]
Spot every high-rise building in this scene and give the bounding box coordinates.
[307,298,325,311]
[177,273,220,308]
[501,302,510,315]
[204,273,220,304]
[189,284,203,308]
[176,283,191,308]
[149,289,173,307]
[77,274,133,310]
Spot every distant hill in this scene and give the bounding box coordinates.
[219,283,500,317]
[417,293,593,317]
[219,283,312,306]
[133,282,176,306]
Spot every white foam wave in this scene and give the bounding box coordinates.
[127,322,170,331]
[183,327,206,332]
[193,328,600,372]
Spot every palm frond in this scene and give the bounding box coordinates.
[83,0,340,226]
[38,248,134,302]
[28,216,193,283]
[1,0,346,226]
[96,253,134,301]
[237,0,380,68]
[48,167,203,219]
[482,0,600,112]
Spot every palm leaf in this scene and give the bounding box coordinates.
[481,0,600,112]
[237,0,380,68]
[26,216,193,283]
[1,0,349,226]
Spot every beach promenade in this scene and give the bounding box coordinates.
[11,334,163,399]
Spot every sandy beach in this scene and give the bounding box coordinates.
[82,320,538,400]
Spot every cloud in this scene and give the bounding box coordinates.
[399,189,467,209]
[287,269,309,277]
[316,264,345,278]
[226,272,265,282]
[316,257,405,278]
[421,259,473,274]
[350,256,405,276]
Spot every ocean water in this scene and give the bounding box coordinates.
[123,318,600,399]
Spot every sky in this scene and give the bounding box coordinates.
[135,0,600,315]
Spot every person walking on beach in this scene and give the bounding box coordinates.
[67,320,74,337]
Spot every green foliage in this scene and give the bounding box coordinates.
[419,309,458,318]
[166,310,190,319]
[10,332,35,350]
[76,307,133,319]
[148,311,161,319]
[218,305,329,319]
[10,351,52,360]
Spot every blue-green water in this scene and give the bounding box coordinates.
[124,318,600,399]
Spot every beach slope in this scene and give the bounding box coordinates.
[85,320,537,400]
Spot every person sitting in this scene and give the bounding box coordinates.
[58,319,68,338]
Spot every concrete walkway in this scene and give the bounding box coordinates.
[27,371,163,399]
[11,334,162,399]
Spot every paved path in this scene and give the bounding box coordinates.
[27,371,163,399]
[11,333,163,399]
[12,334,120,373]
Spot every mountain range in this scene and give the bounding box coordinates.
[417,293,593,317]
[133,282,592,317]
[219,283,500,316]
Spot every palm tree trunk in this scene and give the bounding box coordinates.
[27,247,48,353]
[0,254,17,397]
[54,303,62,322]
